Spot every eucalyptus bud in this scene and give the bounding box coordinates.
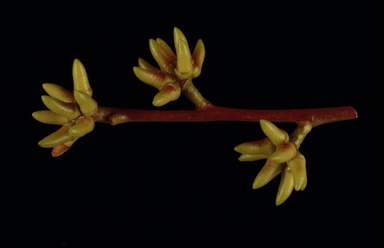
[38,125,74,148]
[276,166,294,206]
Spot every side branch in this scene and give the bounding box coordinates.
[92,104,358,127]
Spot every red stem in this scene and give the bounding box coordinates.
[92,103,358,127]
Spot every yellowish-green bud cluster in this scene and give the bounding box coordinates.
[133,27,205,107]
[234,119,312,205]
[32,59,98,157]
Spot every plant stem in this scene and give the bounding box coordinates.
[92,104,357,128]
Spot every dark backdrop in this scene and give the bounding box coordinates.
[3,1,377,247]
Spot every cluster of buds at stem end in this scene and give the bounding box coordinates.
[133,27,205,107]
[234,119,312,206]
[32,59,98,157]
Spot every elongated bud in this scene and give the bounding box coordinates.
[234,138,274,155]
[74,90,98,115]
[287,153,307,191]
[42,83,75,103]
[32,110,68,125]
[276,166,294,206]
[41,95,81,120]
[152,83,181,107]
[156,38,176,60]
[238,154,269,162]
[192,39,205,78]
[260,119,289,146]
[253,159,283,189]
[68,116,95,138]
[38,125,74,148]
[133,67,171,89]
[138,58,160,72]
[149,39,175,73]
[175,39,193,79]
[269,142,297,163]
[173,27,188,47]
[72,59,92,96]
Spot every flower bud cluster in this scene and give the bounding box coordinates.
[133,27,205,107]
[234,119,312,205]
[32,59,97,157]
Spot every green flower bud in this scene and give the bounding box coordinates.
[74,90,98,115]
[260,119,289,146]
[276,166,294,206]
[38,125,74,148]
[41,95,81,120]
[269,142,297,163]
[68,116,95,138]
[72,59,92,97]
[152,83,181,107]
[253,159,283,189]
[234,138,275,156]
[42,83,75,103]
[32,110,68,125]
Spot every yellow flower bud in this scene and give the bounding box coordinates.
[133,67,171,89]
[174,39,193,79]
[38,125,74,148]
[238,154,269,162]
[234,138,275,156]
[192,39,205,78]
[276,166,294,206]
[68,116,95,138]
[74,90,98,115]
[42,83,75,103]
[253,159,283,189]
[72,59,92,97]
[152,83,181,107]
[287,153,307,191]
[260,119,289,146]
[41,95,81,120]
[149,39,175,73]
[173,27,188,47]
[138,58,160,72]
[32,110,68,125]
[269,142,297,163]
[156,38,176,61]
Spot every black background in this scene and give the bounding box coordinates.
[3,1,377,247]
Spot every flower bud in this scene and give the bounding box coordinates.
[138,58,160,72]
[74,90,98,115]
[234,138,275,156]
[68,116,95,138]
[253,159,283,189]
[32,110,68,125]
[156,38,176,60]
[174,39,193,79]
[269,142,297,163]
[152,83,181,107]
[192,39,205,78]
[38,125,74,148]
[287,153,307,191]
[149,39,175,73]
[42,83,75,103]
[41,95,81,120]
[238,154,269,162]
[133,67,171,89]
[260,119,289,146]
[72,59,92,97]
[276,166,294,206]
[173,27,188,47]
